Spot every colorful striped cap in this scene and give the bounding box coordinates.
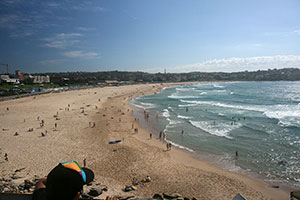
[46,161,94,196]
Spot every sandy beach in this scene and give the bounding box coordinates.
[0,83,290,200]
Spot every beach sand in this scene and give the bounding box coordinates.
[0,83,289,199]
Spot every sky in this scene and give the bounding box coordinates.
[0,0,300,73]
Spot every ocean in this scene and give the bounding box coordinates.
[131,81,300,189]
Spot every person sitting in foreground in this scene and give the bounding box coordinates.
[32,161,94,200]
[132,177,139,186]
[145,175,151,182]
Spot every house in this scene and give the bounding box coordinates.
[0,75,20,84]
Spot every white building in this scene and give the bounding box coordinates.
[33,75,50,84]
[0,75,20,84]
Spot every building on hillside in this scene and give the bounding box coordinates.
[33,75,50,84]
[0,74,20,84]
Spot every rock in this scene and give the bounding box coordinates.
[153,193,163,200]
[191,198,197,200]
[184,198,190,200]
[3,187,10,193]
[118,195,135,200]
[88,186,102,197]
[101,185,108,192]
[81,193,93,199]
[24,179,34,190]
[136,198,154,200]
[124,185,136,192]
[163,193,181,199]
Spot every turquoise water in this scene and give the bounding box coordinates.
[131,81,300,188]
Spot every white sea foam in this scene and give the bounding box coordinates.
[164,139,194,152]
[162,109,170,118]
[178,104,197,107]
[182,98,300,129]
[264,105,300,127]
[140,102,156,109]
[180,100,300,127]
[165,117,182,125]
[178,115,192,119]
[176,87,195,91]
[199,92,207,95]
[189,120,241,139]
[168,93,198,99]
[131,103,147,110]
[213,84,225,88]
[180,100,266,112]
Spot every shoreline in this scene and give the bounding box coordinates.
[130,91,297,193]
[0,83,291,199]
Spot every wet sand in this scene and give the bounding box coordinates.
[0,83,289,199]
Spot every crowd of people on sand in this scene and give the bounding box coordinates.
[140,109,175,151]
[132,175,151,188]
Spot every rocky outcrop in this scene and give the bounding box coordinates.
[0,176,197,200]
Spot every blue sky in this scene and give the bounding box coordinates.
[0,0,300,73]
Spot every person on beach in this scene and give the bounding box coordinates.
[4,153,8,161]
[55,123,57,129]
[159,131,162,140]
[169,143,172,150]
[32,161,94,200]
[181,130,184,135]
[132,177,139,186]
[145,176,151,182]
[150,133,152,139]
[163,132,166,141]
[235,151,239,157]
[14,131,19,136]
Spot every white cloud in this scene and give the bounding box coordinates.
[63,51,99,58]
[148,55,300,73]
[47,2,60,7]
[39,59,63,65]
[42,33,82,48]
[293,29,300,35]
[77,26,96,31]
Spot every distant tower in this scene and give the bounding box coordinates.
[164,68,166,74]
